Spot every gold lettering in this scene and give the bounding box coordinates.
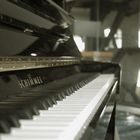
[18,76,44,88]
[23,80,28,87]
[18,80,24,88]
[36,77,41,84]
[26,79,31,86]
[38,76,43,84]
[29,78,34,85]
[33,78,38,84]
[36,77,39,84]
[20,80,26,88]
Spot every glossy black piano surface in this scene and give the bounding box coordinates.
[0,1,120,140]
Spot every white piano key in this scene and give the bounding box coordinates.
[10,131,61,137]
[39,111,80,115]
[36,113,76,117]
[12,126,61,133]
[47,108,84,112]
[45,105,86,109]
[1,135,58,140]
[57,74,115,140]
[26,118,70,122]
[20,120,70,126]
[38,113,77,117]
[11,127,65,133]
[37,110,81,114]
[0,74,115,140]
[19,125,68,130]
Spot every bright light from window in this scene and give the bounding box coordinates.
[127,116,135,123]
[115,29,122,49]
[138,30,140,48]
[30,53,37,56]
[73,35,85,52]
[116,38,122,49]
[137,70,140,87]
[104,28,111,37]
[117,29,122,38]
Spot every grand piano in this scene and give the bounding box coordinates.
[0,0,120,140]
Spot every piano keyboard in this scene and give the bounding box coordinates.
[0,74,115,140]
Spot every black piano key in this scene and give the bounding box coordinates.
[35,100,49,110]
[5,96,38,102]
[0,120,11,133]
[0,74,98,134]
[0,115,20,128]
[0,93,75,132]
[65,90,71,96]
[7,115,21,127]
[17,109,33,119]
[0,107,36,128]
[56,94,63,100]
[46,98,55,107]
[0,109,32,120]
[52,94,61,101]
[30,106,40,115]
[0,105,37,119]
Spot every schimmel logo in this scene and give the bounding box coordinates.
[18,76,43,88]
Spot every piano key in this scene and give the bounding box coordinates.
[0,120,11,133]
[22,116,74,122]
[0,115,20,128]
[0,109,32,120]
[57,75,115,140]
[19,120,71,126]
[0,91,73,132]
[11,127,65,132]
[11,128,63,134]
[0,135,58,140]
[0,74,115,140]
[9,132,61,137]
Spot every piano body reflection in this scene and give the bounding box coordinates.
[0,0,120,140]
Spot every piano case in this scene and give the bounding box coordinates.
[0,0,120,140]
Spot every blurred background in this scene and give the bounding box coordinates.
[0,0,140,139]
[65,0,140,139]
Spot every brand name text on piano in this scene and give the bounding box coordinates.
[18,76,43,88]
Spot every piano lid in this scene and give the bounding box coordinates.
[1,0,74,28]
[0,0,80,57]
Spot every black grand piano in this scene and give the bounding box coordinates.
[0,0,120,140]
